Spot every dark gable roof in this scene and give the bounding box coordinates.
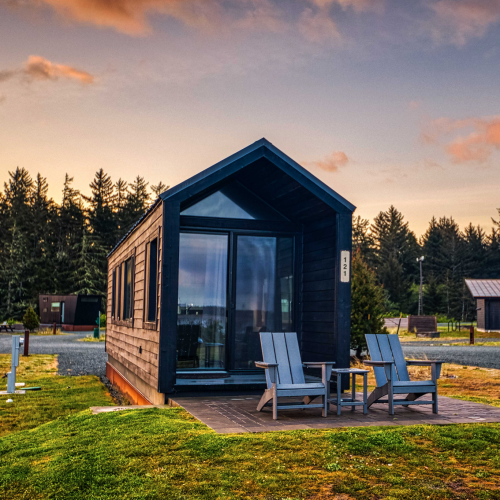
[160,138,356,213]
[109,138,355,257]
[465,279,500,298]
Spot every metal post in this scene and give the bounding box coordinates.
[7,336,21,393]
[23,330,29,356]
[416,256,424,316]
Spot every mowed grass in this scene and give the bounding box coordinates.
[0,354,114,437]
[1,408,500,499]
[1,356,500,499]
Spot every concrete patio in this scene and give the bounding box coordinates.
[168,394,500,433]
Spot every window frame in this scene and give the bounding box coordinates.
[111,248,135,327]
[144,237,159,326]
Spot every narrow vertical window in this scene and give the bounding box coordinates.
[123,257,133,320]
[145,238,158,322]
[111,269,116,319]
[117,265,122,320]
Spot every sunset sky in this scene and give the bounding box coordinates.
[1,0,499,235]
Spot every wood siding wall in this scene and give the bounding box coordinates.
[477,299,485,330]
[301,217,337,361]
[106,202,163,393]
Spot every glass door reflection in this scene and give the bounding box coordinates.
[177,233,228,370]
[233,235,294,370]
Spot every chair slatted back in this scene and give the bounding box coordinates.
[365,334,387,387]
[376,334,399,382]
[260,332,305,389]
[387,334,410,382]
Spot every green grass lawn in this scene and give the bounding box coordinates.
[1,355,500,499]
[0,354,114,437]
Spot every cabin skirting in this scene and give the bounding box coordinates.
[63,325,94,332]
[106,358,164,405]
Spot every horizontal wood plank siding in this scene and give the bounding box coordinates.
[107,202,163,394]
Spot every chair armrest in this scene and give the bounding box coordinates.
[406,360,444,365]
[255,362,278,369]
[302,362,335,367]
[303,362,335,385]
[406,360,443,380]
[363,360,394,366]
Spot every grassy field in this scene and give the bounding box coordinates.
[0,354,114,437]
[389,327,500,342]
[1,355,500,499]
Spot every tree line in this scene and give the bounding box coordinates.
[0,167,167,320]
[1,166,498,323]
[353,206,500,321]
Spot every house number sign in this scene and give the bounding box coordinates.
[340,250,350,283]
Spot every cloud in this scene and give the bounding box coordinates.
[307,0,383,12]
[408,100,422,110]
[298,8,341,42]
[15,0,285,36]
[429,0,500,46]
[308,150,349,172]
[422,115,500,163]
[0,95,6,104]
[0,55,95,84]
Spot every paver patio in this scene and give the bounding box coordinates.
[168,394,500,433]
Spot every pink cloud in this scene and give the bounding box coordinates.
[298,8,341,42]
[429,0,500,46]
[422,115,500,163]
[308,0,383,12]
[0,55,95,85]
[308,150,349,172]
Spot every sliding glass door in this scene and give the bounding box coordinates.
[177,233,228,370]
[176,231,294,372]
[232,235,294,370]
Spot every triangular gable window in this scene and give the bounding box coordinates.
[181,182,286,220]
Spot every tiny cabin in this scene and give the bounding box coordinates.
[39,294,101,331]
[106,139,355,405]
[466,279,500,332]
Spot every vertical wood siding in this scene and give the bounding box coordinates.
[106,202,163,391]
[300,217,337,361]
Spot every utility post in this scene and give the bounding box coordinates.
[416,256,425,316]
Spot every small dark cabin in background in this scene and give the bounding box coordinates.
[39,294,101,331]
[106,139,355,405]
[465,279,500,332]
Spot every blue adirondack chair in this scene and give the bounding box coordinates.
[255,332,335,420]
[364,334,443,415]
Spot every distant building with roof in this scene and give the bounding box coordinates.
[465,279,500,332]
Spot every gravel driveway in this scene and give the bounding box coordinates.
[0,333,107,377]
[401,342,500,369]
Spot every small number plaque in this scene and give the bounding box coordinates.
[340,250,350,283]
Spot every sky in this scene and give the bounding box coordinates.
[1,0,500,236]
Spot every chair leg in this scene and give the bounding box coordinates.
[257,388,273,412]
[432,390,438,414]
[272,387,278,420]
[337,373,342,416]
[388,382,394,415]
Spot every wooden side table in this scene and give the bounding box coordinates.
[329,368,369,415]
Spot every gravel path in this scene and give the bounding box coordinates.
[0,333,107,377]
[401,343,500,369]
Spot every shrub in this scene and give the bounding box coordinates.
[99,313,106,328]
[23,306,40,332]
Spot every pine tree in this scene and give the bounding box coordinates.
[371,206,420,312]
[121,176,150,234]
[72,228,107,296]
[0,168,34,319]
[352,215,375,264]
[350,251,388,358]
[55,175,84,294]
[151,181,168,197]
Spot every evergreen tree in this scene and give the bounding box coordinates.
[121,176,150,234]
[350,251,388,358]
[72,228,107,296]
[423,274,442,315]
[371,206,420,312]
[352,215,375,264]
[0,168,34,319]
[55,175,84,294]
[151,181,168,197]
